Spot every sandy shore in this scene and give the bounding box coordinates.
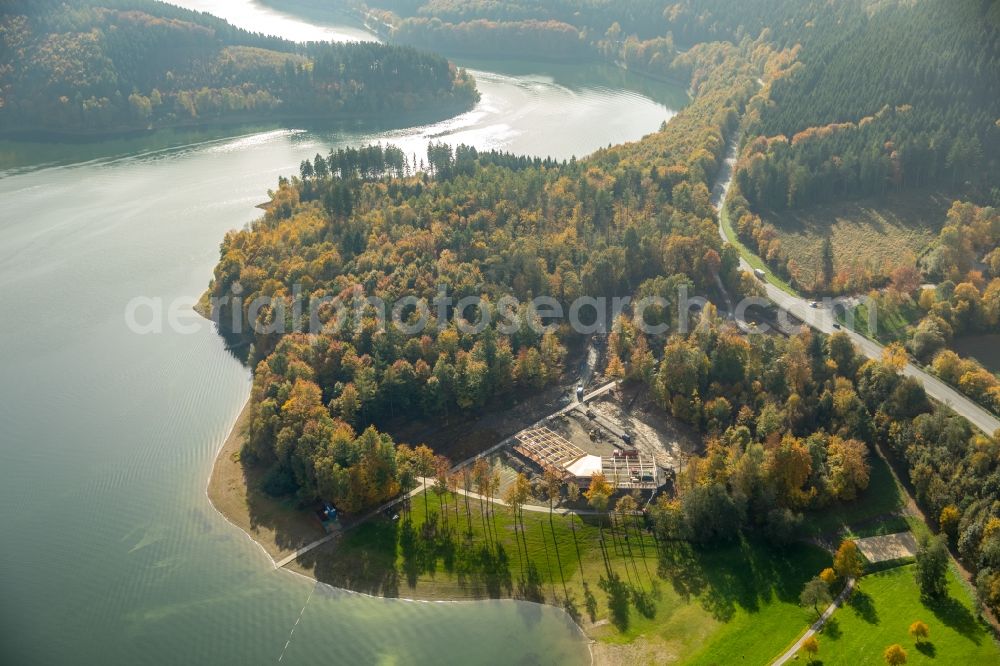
[207,399,327,563]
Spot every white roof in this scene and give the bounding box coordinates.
[565,454,603,479]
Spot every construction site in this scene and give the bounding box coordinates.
[502,379,699,500]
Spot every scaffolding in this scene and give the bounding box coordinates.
[513,427,586,479]
[513,426,661,490]
[601,454,659,490]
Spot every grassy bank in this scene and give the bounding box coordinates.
[814,564,997,664]
[293,490,833,663]
[720,202,800,297]
[803,452,913,540]
[211,427,998,663]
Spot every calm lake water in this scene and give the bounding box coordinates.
[0,2,686,663]
[952,334,1000,375]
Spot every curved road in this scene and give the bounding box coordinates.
[712,136,1000,436]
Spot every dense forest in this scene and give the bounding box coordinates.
[639,306,1000,614]
[294,0,1000,207]
[735,0,999,211]
[347,0,856,55]
[0,0,477,134]
[283,0,1000,291]
[206,38,762,514]
[850,202,1000,413]
[216,0,1000,617]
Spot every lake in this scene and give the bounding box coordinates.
[0,2,686,663]
[951,334,1000,375]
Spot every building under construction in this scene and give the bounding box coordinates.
[512,426,660,490]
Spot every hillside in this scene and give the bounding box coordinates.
[0,0,478,136]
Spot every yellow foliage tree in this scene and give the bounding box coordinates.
[605,351,626,379]
[801,635,819,660]
[833,539,864,580]
[884,643,907,665]
[827,436,871,500]
[908,620,929,641]
[882,342,908,371]
[939,505,960,540]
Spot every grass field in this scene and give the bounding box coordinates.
[803,452,912,540]
[766,191,951,289]
[843,297,921,344]
[812,564,998,665]
[297,490,832,663]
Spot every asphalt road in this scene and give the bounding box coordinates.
[712,136,999,437]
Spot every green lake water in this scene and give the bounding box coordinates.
[0,2,687,663]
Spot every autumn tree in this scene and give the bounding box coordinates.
[472,457,491,541]
[828,331,858,376]
[605,351,626,380]
[882,342,908,371]
[884,644,907,665]
[908,620,929,642]
[488,466,502,535]
[504,472,532,563]
[412,444,436,522]
[586,473,613,534]
[460,465,474,533]
[939,505,960,543]
[433,454,452,529]
[543,467,563,517]
[827,437,870,500]
[395,444,417,515]
[614,493,638,546]
[833,539,864,581]
[800,635,819,663]
[765,435,814,507]
[337,383,360,425]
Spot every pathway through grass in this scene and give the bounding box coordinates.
[812,564,997,664]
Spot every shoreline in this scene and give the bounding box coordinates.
[1,98,477,145]
[204,395,600,661]
[204,396,278,566]
[206,397,329,563]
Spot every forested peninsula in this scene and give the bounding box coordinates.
[0,0,477,137]
[208,2,1000,650]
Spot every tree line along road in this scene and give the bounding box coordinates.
[712,134,1000,437]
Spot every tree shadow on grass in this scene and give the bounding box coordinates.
[563,593,582,624]
[583,581,598,622]
[821,616,842,639]
[657,541,708,603]
[631,585,657,619]
[599,570,631,632]
[846,588,878,624]
[915,640,936,657]
[304,519,401,598]
[927,594,985,644]
[657,536,829,623]
[317,509,519,600]
[518,560,545,603]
